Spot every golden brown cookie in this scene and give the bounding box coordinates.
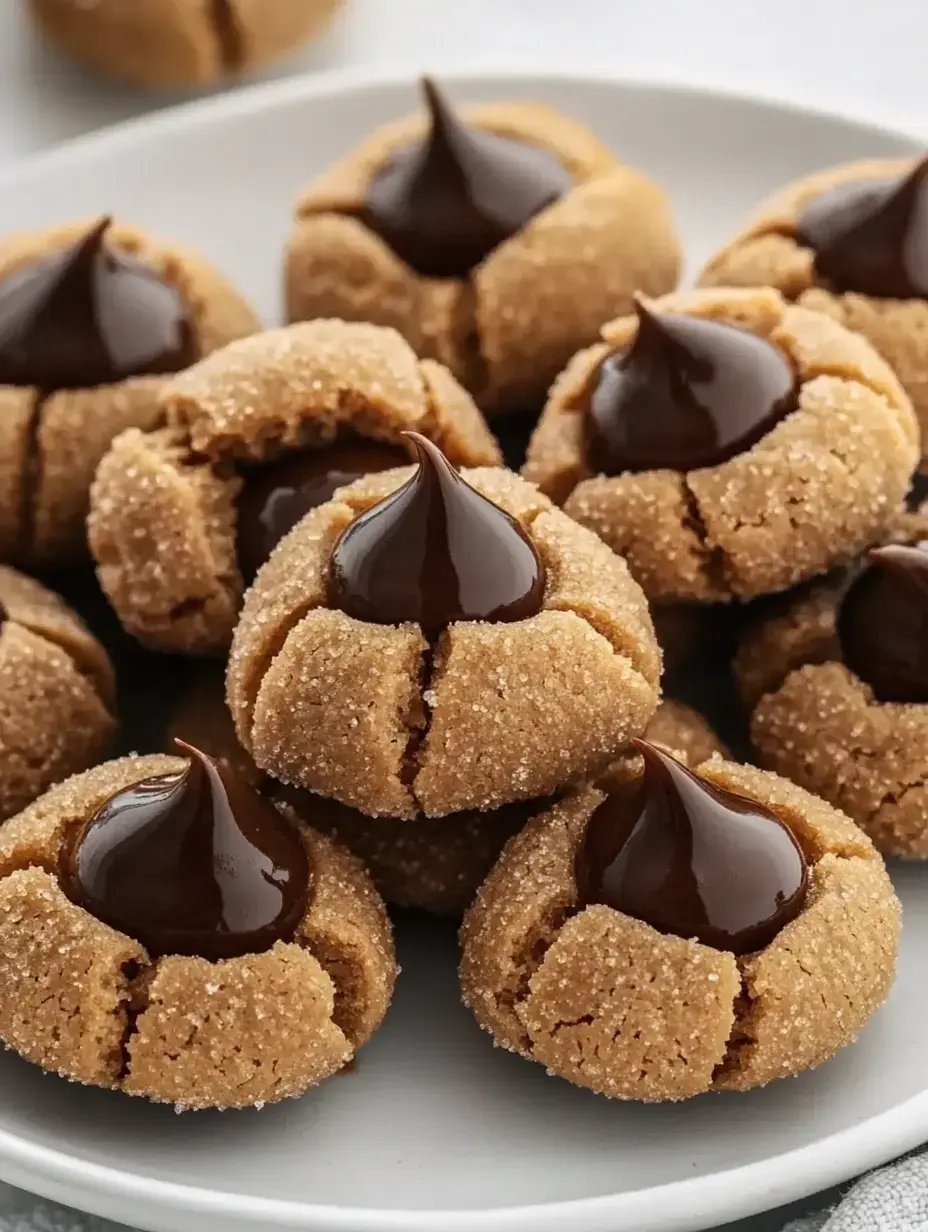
[523,287,918,604]
[0,751,396,1109]
[0,218,257,571]
[699,157,928,452]
[286,80,681,416]
[460,753,899,1101]
[89,319,501,655]
[227,445,660,820]
[0,567,116,821]
[28,0,342,88]
[741,508,928,856]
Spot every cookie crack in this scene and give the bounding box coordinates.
[116,957,155,1085]
[207,0,243,70]
[711,970,755,1084]
[403,634,438,813]
[680,474,730,595]
[292,933,363,1055]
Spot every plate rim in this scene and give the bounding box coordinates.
[0,65,924,1232]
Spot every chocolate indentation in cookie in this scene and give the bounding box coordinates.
[362,77,571,278]
[581,301,797,475]
[327,431,545,635]
[576,741,808,955]
[60,740,310,961]
[236,441,408,581]
[0,216,197,393]
[795,158,928,299]
[837,540,928,702]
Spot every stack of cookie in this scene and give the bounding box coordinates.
[0,79,910,1112]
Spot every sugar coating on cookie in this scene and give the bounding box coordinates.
[28,0,343,88]
[524,286,918,604]
[0,567,116,821]
[699,157,928,454]
[742,508,928,856]
[460,760,899,1101]
[0,218,257,571]
[0,754,396,1110]
[286,83,681,415]
[227,462,660,819]
[89,319,501,655]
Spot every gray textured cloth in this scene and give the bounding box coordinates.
[3,1153,928,1232]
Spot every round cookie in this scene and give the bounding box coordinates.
[0,216,257,571]
[0,567,116,821]
[286,78,681,416]
[227,439,660,819]
[740,508,928,857]
[460,749,900,1101]
[90,319,501,655]
[523,286,918,604]
[28,0,342,89]
[699,156,928,453]
[0,750,396,1109]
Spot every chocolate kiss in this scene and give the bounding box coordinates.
[236,440,408,581]
[837,540,928,703]
[795,157,928,299]
[60,740,310,961]
[361,77,572,278]
[577,741,808,956]
[0,216,197,393]
[327,431,545,635]
[582,300,797,476]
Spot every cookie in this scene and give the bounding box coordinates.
[286,78,681,416]
[741,509,928,856]
[700,156,928,454]
[0,747,396,1109]
[523,286,918,604]
[460,744,899,1101]
[28,0,342,88]
[89,319,501,655]
[0,567,116,821]
[228,435,660,819]
[0,216,257,571]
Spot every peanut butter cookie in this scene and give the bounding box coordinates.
[29,0,342,89]
[0,747,396,1109]
[90,319,501,655]
[228,435,660,819]
[0,567,116,821]
[523,287,918,603]
[286,78,681,416]
[740,508,928,856]
[0,216,257,571]
[700,156,928,454]
[461,744,899,1101]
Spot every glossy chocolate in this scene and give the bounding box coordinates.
[577,741,808,956]
[61,741,310,961]
[582,301,797,475]
[837,540,928,703]
[327,431,545,635]
[0,217,197,393]
[795,158,928,299]
[236,441,408,581]
[362,77,572,278]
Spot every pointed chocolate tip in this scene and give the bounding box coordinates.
[401,429,453,473]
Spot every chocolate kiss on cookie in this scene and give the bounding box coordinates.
[795,156,928,299]
[327,431,545,634]
[0,216,197,393]
[582,300,797,475]
[237,441,409,581]
[362,77,572,278]
[60,739,310,961]
[576,741,808,955]
[837,540,928,703]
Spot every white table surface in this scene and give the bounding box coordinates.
[0,1,925,1229]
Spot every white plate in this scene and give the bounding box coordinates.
[0,69,924,1232]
